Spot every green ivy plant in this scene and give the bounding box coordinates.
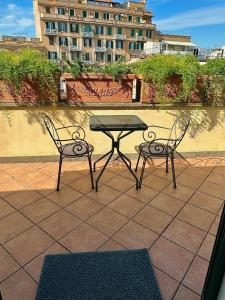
[0,49,60,102]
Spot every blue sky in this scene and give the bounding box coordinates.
[0,0,224,48]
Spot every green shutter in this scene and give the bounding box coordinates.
[108,27,112,35]
[131,29,135,37]
[117,28,122,35]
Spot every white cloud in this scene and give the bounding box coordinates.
[0,3,34,36]
[156,4,225,30]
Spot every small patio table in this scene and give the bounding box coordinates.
[90,115,148,191]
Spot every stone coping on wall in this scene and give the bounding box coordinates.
[0,102,224,110]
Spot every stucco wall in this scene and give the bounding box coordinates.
[1,106,225,160]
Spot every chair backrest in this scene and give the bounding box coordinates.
[43,114,62,151]
[168,117,190,151]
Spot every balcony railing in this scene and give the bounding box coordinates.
[136,36,147,41]
[94,47,106,52]
[162,50,193,55]
[82,32,94,37]
[45,28,58,35]
[115,34,127,40]
[70,45,82,51]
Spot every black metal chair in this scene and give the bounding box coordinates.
[43,114,94,191]
[135,117,190,188]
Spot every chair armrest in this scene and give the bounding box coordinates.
[143,125,172,142]
[56,126,86,141]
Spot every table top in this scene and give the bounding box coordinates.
[90,115,148,131]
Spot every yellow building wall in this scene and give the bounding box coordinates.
[0,107,225,159]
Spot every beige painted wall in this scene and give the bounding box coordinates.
[1,107,225,159]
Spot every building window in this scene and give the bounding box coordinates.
[107,27,112,35]
[48,51,58,60]
[96,53,104,62]
[70,23,79,33]
[146,30,152,39]
[97,40,102,47]
[136,16,140,23]
[128,15,133,22]
[129,42,136,50]
[106,40,114,49]
[116,40,123,49]
[45,6,51,13]
[117,28,122,35]
[83,24,92,33]
[114,14,121,21]
[59,37,68,46]
[131,29,135,37]
[138,29,143,36]
[46,22,55,29]
[48,37,54,45]
[103,12,109,20]
[70,9,75,16]
[71,52,80,60]
[58,23,67,32]
[115,54,124,61]
[96,26,104,35]
[83,53,90,61]
[107,54,112,62]
[94,11,99,19]
[71,38,77,46]
[83,38,92,47]
[83,11,87,17]
[57,8,65,15]
[137,41,144,50]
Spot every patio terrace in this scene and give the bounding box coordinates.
[0,156,224,299]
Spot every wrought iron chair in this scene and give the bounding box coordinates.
[43,114,94,191]
[135,117,190,188]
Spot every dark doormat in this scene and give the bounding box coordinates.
[35,248,162,300]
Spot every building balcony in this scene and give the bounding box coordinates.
[94,47,106,52]
[82,32,94,38]
[162,50,194,55]
[45,28,58,35]
[115,34,127,40]
[70,45,82,51]
[136,36,147,42]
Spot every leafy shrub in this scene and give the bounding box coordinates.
[0,49,60,101]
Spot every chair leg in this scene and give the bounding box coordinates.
[171,153,176,188]
[135,151,141,172]
[166,155,169,173]
[56,155,63,192]
[139,156,147,188]
[88,155,95,189]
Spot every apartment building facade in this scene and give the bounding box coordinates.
[33,0,156,65]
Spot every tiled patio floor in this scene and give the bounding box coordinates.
[0,156,224,299]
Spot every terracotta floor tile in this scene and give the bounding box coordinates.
[0,199,15,220]
[0,246,20,282]
[0,178,26,197]
[30,177,62,196]
[60,171,85,185]
[163,219,206,253]
[66,196,103,220]
[60,223,108,252]
[209,215,221,235]
[150,193,185,216]
[182,166,212,180]
[177,173,204,190]
[39,210,81,240]
[69,176,94,194]
[154,268,179,300]
[105,176,135,193]
[108,194,144,218]
[143,174,171,191]
[150,237,194,281]
[6,164,34,178]
[134,205,173,234]
[199,181,225,200]
[24,243,68,281]
[174,285,200,300]
[189,191,223,214]
[0,212,32,244]
[113,220,158,249]
[87,207,128,236]
[5,226,54,266]
[0,172,13,184]
[99,239,126,251]
[125,185,158,204]
[47,186,83,208]
[17,170,48,187]
[214,166,225,176]
[177,204,215,231]
[21,198,60,223]
[198,234,215,261]
[163,183,195,202]
[93,170,116,184]
[87,184,121,205]
[5,190,42,210]
[183,256,209,295]
[151,167,174,181]
[206,171,225,187]
[0,269,37,300]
